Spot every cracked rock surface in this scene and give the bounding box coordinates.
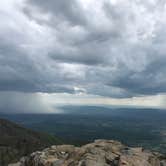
[9,140,166,166]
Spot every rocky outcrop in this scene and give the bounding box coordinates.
[10,139,166,166]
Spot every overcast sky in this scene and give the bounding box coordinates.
[0,0,166,113]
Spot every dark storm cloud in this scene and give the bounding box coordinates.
[24,0,87,26]
[0,38,75,93]
[123,57,166,95]
[0,0,166,99]
[49,40,109,65]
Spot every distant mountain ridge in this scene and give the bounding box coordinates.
[0,118,63,166]
[58,105,165,116]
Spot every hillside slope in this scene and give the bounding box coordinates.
[0,119,63,166]
[10,139,166,166]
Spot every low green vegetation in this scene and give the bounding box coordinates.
[0,119,63,166]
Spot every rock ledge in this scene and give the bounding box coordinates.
[9,139,166,166]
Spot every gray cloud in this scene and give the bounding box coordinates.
[25,0,87,26]
[0,0,166,101]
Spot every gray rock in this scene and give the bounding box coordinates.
[9,140,166,166]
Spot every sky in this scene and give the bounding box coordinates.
[0,0,166,113]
